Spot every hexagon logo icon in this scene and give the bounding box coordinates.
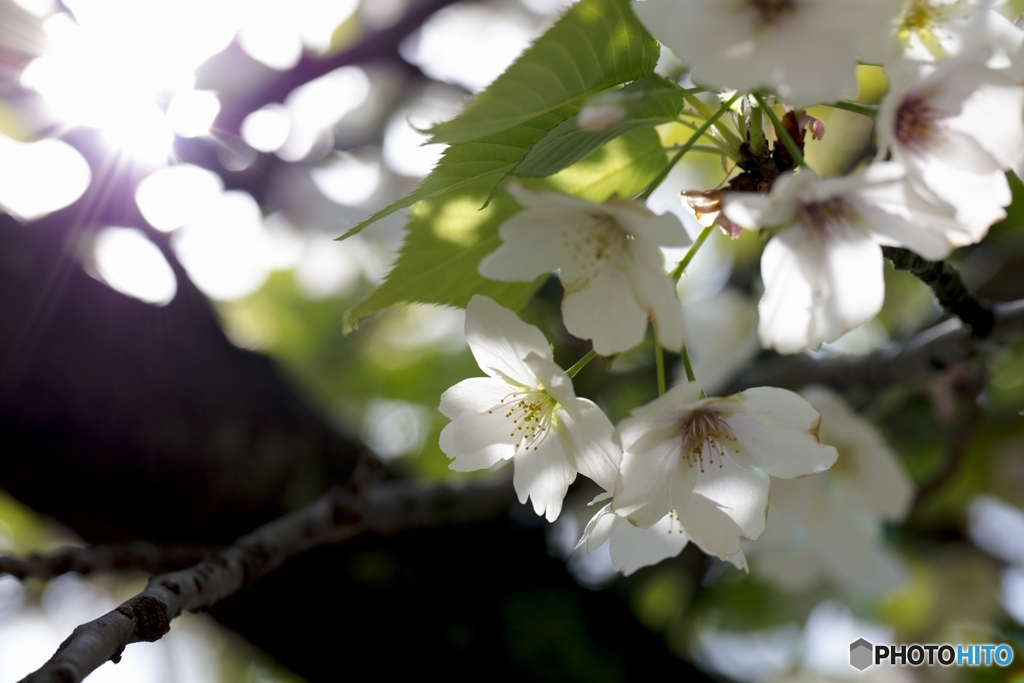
[850,638,874,671]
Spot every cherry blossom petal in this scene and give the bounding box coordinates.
[606,198,691,247]
[477,207,576,282]
[465,295,550,386]
[614,437,697,529]
[944,80,1024,172]
[560,243,649,355]
[506,182,594,212]
[557,399,622,494]
[679,492,746,559]
[917,165,1009,238]
[608,513,690,576]
[512,431,576,522]
[617,382,702,453]
[758,227,884,353]
[855,185,960,261]
[439,376,516,419]
[724,391,837,479]
[693,457,770,541]
[440,408,517,472]
[799,385,914,521]
[633,0,895,108]
[722,171,808,228]
[627,237,686,352]
[523,352,578,415]
[581,503,618,554]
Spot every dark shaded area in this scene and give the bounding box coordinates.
[0,202,709,682]
[0,212,360,544]
[213,512,711,683]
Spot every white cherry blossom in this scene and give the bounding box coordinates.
[578,504,747,576]
[438,295,621,522]
[880,0,1024,66]
[723,164,970,354]
[748,386,914,595]
[611,382,837,561]
[479,184,689,356]
[632,0,900,108]
[876,54,1024,238]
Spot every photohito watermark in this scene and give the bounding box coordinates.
[849,639,1015,671]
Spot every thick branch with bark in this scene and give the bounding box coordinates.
[0,543,217,581]
[21,476,516,683]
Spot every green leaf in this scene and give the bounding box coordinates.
[337,106,577,240]
[544,126,668,201]
[513,75,685,179]
[343,182,537,330]
[343,128,666,328]
[428,0,660,144]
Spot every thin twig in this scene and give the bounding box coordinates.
[0,543,219,581]
[725,298,1024,394]
[214,0,464,133]
[882,246,995,337]
[20,476,515,683]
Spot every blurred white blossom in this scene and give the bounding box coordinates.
[748,386,913,595]
[632,0,900,107]
[876,53,1024,238]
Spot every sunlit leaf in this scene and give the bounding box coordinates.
[338,106,577,240]
[512,74,685,178]
[427,0,660,144]
[344,128,667,328]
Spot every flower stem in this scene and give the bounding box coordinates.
[753,93,805,167]
[680,89,712,117]
[635,93,741,201]
[680,345,696,383]
[826,101,878,118]
[748,101,765,154]
[671,224,714,281]
[655,343,666,396]
[566,349,597,378]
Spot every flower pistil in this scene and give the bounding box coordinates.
[680,409,735,472]
[493,390,557,452]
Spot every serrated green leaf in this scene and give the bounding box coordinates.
[337,106,577,240]
[428,0,660,144]
[513,74,685,178]
[545,126,668,201]
[343,182,537,329]
[343,128,666,328]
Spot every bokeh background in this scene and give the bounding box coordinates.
[2,0,1024,681]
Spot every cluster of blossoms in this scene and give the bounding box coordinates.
[437,0,1018,576]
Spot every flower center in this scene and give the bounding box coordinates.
[680,410,734,472]
[895,93,943,155]
[898,0,962,33]
[560,215,629,291]
[494,390,557,452]
[749,0,797,24]
[798,197,860,237]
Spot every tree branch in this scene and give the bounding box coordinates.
[726,298,1024,393]
[0,543,218,581]
[20,476,515,683]
[882,246,995,337]
[214,0,464,134]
